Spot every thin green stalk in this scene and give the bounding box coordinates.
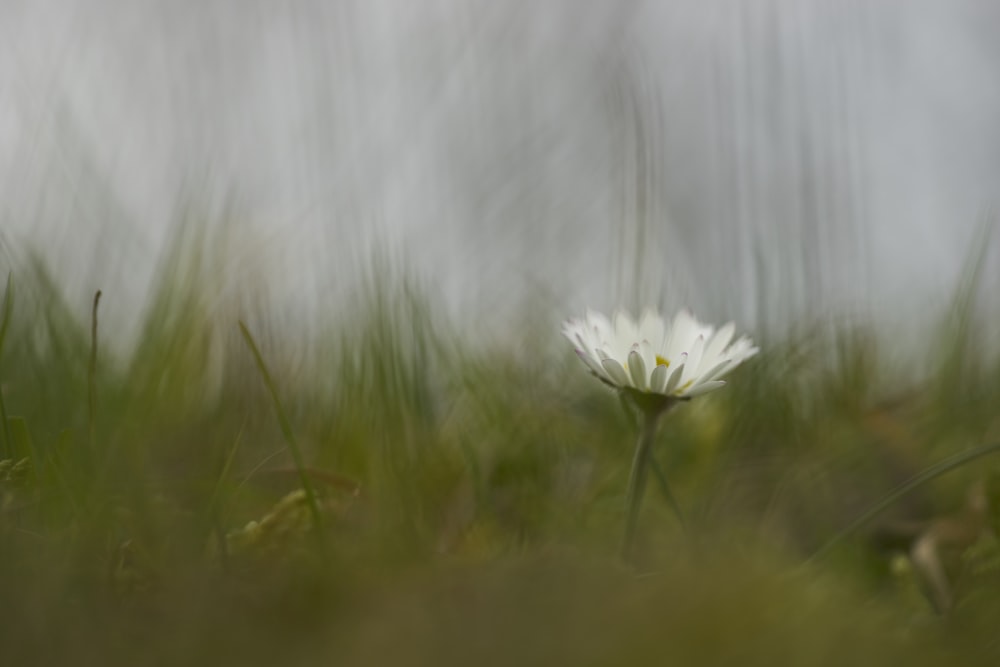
[205,423,245,521]
[0,272,13,458]
[649,454,685,532]
[238,321,327,556]
[88,290,101,458]
[205,425,245,570]
[622,408,662,563]
[807,441,1000,564]
[0,388,9,459]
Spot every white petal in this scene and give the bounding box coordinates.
[703,322,735,366]
[561,321,581,343]
[596,348,625,373]
[665,309,697,360]
[699,359,733,383]
[682,335,706,384]
[664,361,685,395]
[577,349,607,378]
[600,358,631,388]
[627,350,647,390]
[725,336,753,355]
[682,380,726,397]
[639,308,666,348]
[639,339,657,375]
[650,363,669,394]
[726,339,760,365]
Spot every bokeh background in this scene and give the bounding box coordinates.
[2,0,999,355]
[5,5,1000,665]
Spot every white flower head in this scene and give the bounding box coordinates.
[563,307,758,401]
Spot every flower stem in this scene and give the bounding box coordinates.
[649,454,685,532]
[622,408,662,563]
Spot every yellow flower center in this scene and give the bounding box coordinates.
[655,355,670,367]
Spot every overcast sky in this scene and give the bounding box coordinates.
[1,0,998,351]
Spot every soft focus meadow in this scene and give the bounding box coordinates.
[1,220,1000,666]
[4,3,1000,665]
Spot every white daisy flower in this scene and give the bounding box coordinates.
[563,307,758,400]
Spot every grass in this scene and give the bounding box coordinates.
[2,231,1000,666]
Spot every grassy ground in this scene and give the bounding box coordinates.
[2,237,1000,666]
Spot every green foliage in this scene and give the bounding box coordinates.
[1,227,1000,665]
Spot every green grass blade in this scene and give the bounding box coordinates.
[0,272,11,356]
[203,424,245,569]
[807,441,1000,564]
[0,272,14,457]
[238,320,326,556]
[205,423,245,523]
[88,290,102,458]
[8,417,39,482]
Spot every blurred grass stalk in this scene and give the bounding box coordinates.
[0,273,13,458]
[238,320,326,556]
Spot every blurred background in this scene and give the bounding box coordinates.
[1,0,998,354]
[5,6,1000,663]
